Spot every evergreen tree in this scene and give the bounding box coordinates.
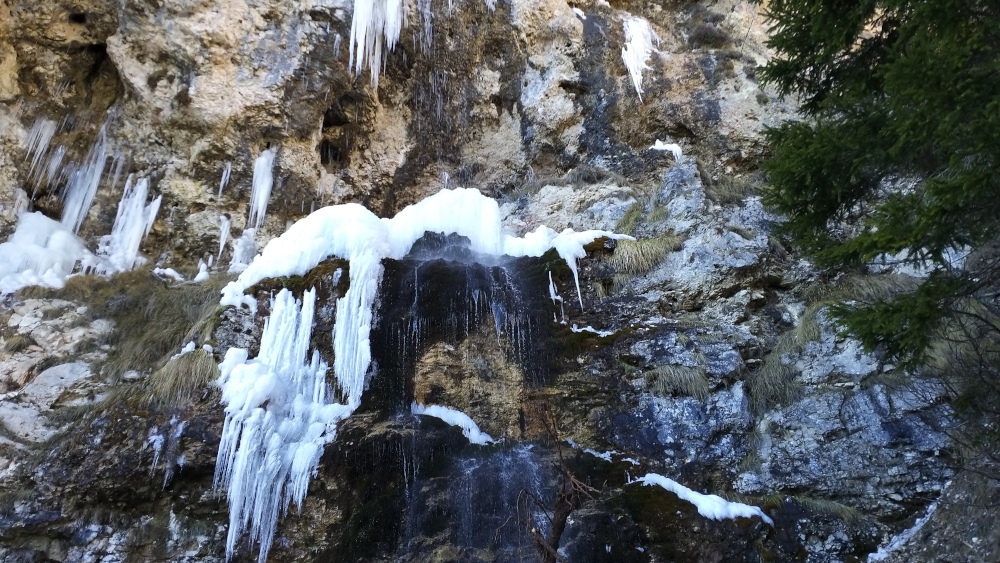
[758,0,1000,369]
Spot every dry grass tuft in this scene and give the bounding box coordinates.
[137,349,220,409]
[23,267,229,381]
[646,364,711,400]
[606,233,684,277]
[4,333,35,353]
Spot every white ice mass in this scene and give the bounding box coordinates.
[216,187,629,559]
[621,16,660,101]
[0,212,94,294]
[94,176,162,274]
[215,288,353,563]
[631,473,774,525]
[248,148,277,230]
[411,402,495,445]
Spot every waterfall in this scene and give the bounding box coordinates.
[217,187,628,561]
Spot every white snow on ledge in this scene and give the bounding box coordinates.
[631,473,774,526]
[411,402,495,445]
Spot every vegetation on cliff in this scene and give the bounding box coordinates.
[758,0,1000,411]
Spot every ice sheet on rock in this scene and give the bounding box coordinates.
[0,212,94,295]
[215,288,352,563]
[621,16,660,102]
[571,324,615,337]
[632,473,773,525]
[867,500,939,562]
[248,148,277,230]
[411,402,495,445]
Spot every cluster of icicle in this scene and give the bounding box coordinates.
[216,288,353,562]
[349,0,496,88]
[349,1,657,102]
[0,119,162,294]
[216,187,631,561]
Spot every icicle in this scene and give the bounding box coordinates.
[621,16,660,102]
[24,118,57,185]
[218,214,231,262]
[61,127,118,234]
[218,161,232,198]
[349,0,407,88]
[94,176,162,274]
[11,188,29,216]
[38,145,67,196]
[548,271,566,324]
[248,148,277,230]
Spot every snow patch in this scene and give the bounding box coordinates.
[651,139,683,161]
[411,402,495,445]
[0,212,94,295]
[631,473,773,525]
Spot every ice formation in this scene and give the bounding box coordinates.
[193,260,210,282]
[868,500,939,561]
[248,148,277,230]
[349,0,406,88]
[218,215,231,262]
[350,0,496,88]
[218,161,232,198]
[631,473,773,525]
[221,187,629,403]
[61,127,123,234]
[651,139,683,161]
[0,212,93,295]
[411,402,495,445]
[94,176,162,274]
[215,288,353,563]
[216,187,629,559]
[24,118,57,188]
[228,228,257,274]
[621,16,660,102]
[153,267,185,282]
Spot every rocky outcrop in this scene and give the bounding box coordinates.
[0,0,978,562]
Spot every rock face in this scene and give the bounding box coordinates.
[0,0,979,562]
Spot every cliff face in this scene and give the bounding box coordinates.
[0,1,978,562]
